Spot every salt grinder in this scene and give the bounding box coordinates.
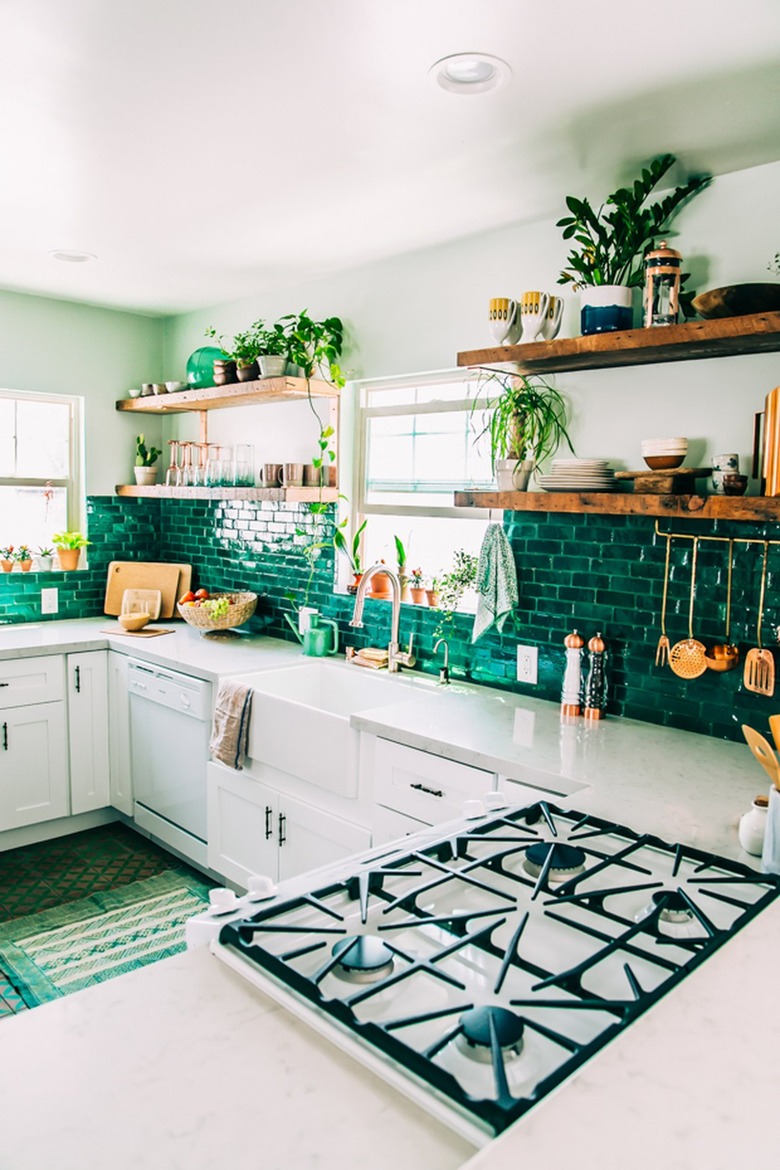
[583,631,608,720]
[561,630,585,717]
[643,241,682,327]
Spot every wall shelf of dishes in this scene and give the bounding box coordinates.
[456,311,780,373]
[115,485,339,503]
[453,490,780,522]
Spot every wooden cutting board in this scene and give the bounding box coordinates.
[104,562,192,618]
[614,468,711,495]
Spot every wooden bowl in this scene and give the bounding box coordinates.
[692,283,780,320]
[643,454,685,470]
[118,612,150,632]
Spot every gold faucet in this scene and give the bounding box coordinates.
[349,563,415,673]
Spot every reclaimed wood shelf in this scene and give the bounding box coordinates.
[453,490,780,522]
[457,311,780,374]
[115,375,338,414]
[116,485,339,503]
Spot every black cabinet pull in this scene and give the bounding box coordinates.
[264,805,273,840]
[2,722,7,751]
[0,682,8,687]
[410,782,444,798]
[74,665,81,693]
[278,812,287,847]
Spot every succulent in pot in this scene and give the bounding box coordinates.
[557,153,711,334]
[15,545,33,571]
[52,530,91,571]
[134,433,162,486]
[37,545,55,571]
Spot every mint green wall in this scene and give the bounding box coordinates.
[0,289,165,496]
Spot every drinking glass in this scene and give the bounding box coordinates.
[165,440,181,487]
[233,444,255,487]
[179,443,197,487]
[204,444,221,487]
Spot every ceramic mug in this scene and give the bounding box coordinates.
[540,295,564,340]
[712,453,739,472]
[518,291,549,343]
[262,462,283,487]
[489,297,519,344]
[280,462,304,488]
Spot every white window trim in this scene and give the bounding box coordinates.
[0,388,83,534]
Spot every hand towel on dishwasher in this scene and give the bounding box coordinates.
[472,523,518,642]
[210,679,253,770]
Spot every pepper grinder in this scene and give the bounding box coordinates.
[561,630,585,717]
[583,632,608,720]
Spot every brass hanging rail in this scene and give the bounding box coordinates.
[653,519,780,548]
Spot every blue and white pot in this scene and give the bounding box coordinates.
[580,285,634,335]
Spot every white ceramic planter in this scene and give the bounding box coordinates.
[258,354,288,378]
[496,458,533,492]
[133,466,158,486]
[580,285,634,335]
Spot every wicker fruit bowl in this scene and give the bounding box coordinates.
[177,591,257,634]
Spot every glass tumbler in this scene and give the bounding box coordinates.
[233,444,255,487]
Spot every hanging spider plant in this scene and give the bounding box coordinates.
[473,371,574,472]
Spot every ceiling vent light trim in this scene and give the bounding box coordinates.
[49,250,97,263]
[429,53,511,95]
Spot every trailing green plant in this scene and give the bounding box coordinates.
[280,310,345,387]
[474,372,573,471]
[556,153,711,315]
[433,550,478,638]
[135,434,162,467]
[52,531,91,550]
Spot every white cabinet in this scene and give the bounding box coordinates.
[373,738,496,827]
[208,762,370,888]
[107,651,132,816]
[0,656,69,831]
[67,651,110,815]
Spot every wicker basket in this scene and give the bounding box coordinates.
[177,591,257,634]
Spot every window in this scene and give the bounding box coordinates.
[352,369,491,589]
[0,390,82,549]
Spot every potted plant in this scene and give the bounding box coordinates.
[426,575,441,609]
[257,320,290,378]
[409,568,427,605]
[52,531,91,571]
[37,546,54,571]
[1,545,14,572]
[16,545,33,572]
[368,559,393,600]
[134,434,162,486]
[557,153,711,334]
[204,325,258,382]
[394,535,411,602]
[474,372,573,489]
[333,517,367,592]
[281,311,345,386]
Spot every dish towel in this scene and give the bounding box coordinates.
[210,679,253,770]
[472,523,519,643]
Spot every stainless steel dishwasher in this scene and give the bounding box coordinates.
[128,659,213,868]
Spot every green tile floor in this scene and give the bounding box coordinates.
[0,823,210,1018]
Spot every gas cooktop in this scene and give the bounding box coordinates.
[212,802,779,1145]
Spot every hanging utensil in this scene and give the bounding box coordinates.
[669,537,708,679]
[655,532,672,667]
[741,724,780,790]
[705,538,740,672]
[743,541,775,696]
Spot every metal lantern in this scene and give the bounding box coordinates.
[643,241,682,327]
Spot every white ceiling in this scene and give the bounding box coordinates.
[1,0,779,316]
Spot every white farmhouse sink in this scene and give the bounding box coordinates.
[231,660,436,798]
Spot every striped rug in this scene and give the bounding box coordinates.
[0,870,212,1008]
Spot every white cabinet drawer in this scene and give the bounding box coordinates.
[373,804,428,847]
[374,738,494,825]
[0,655,65,709]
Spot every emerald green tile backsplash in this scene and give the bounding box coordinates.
[2,494,778,745]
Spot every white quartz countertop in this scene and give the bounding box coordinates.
[1,618,779,1167]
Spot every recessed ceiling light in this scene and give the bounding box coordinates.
[49,250,97,263]
[429,53,511,95]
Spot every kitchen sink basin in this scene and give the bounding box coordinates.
[231,659,439,798]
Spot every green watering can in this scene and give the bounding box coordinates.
[284,612,339,657]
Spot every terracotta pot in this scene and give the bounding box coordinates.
[19,560,33,572]
[1,560,13,573]
[369,571,392,599]
[236,361,259,382]
[425,589,440,608]
[56,548,81,571]
[347,572,363,595]
[410,587,427,605]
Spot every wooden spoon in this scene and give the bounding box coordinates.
[768,714,780,753]
[742,723,780,790]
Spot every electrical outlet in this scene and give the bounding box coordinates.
[41,587,59,615]
[516,644,538,685]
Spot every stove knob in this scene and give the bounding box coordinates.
[209,887,239,914]
[462,799,486,820]
[484,791,509,811]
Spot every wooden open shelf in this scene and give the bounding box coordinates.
[457,311,780,374]
[116,485,339,504]
[116,375,338,414]
[453,490,780,522]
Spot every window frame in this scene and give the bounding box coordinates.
[0,388,84,536]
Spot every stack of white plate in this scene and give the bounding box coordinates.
[537,458,617,492]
